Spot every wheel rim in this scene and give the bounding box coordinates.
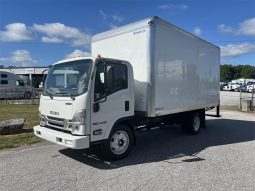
[110,130,129,155]
[193,114,200,132]
[25,92,30,98]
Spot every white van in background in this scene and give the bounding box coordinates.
[0,71,34,99]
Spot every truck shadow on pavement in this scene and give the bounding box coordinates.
[59,118,255,169]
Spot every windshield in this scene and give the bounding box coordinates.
[44,59,92,97]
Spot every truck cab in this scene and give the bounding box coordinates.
[34,57,135,159]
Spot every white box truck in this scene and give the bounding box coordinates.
[34,17,220,160]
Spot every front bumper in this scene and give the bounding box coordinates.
[33,125,90,149]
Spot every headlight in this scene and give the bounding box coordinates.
[39,112,46,127]
[70,109,86,134]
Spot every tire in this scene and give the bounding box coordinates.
[100,124,134,161]
[24,92,31,99]
[180,111,203,135]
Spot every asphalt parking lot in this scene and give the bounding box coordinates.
[220,91,254,107]
[0,110,254,191]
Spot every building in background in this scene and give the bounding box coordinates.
[0,67,48,88]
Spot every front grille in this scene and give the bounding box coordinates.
[46,115,71,131]
[47,116,65,122]
[45,125,72,134]
[48,121,63,127]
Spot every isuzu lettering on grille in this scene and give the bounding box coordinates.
[50,111,59,115]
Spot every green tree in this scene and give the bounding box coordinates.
[240,65,255,79]
[220,64,255,81]
[220,65,234,81]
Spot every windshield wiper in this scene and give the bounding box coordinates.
[55,92,67,95]
[55,92,76,100]
[43,90,53,99]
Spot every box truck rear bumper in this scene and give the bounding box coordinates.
[33,125,90,149]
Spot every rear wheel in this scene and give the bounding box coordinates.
[100,124,134,161]
[24,92,31,99]
[181,110,204,134]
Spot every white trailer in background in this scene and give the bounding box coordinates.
[0,71,33,99]
[34,17,220,160]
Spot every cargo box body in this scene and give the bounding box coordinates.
[92,17,220,117]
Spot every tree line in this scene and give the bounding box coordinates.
[220,65,255,82]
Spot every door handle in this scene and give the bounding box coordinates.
[125,101,129,111]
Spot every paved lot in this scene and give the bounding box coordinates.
[0,110,254,191]
[220,91,254,107]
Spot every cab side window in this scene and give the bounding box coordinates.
[94,62,106,101]
[94,61,128,102]
[1,80,8,84]
[16,80,24,86]
[106,64,127,94]
[1,74,8,78]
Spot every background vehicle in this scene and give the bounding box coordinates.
[220,82,228,91]
[230,83,241,91]
[222,83,232,91]
[34,17,220,160]
[0,71,34,99]
[235,84,247,92]
[247,83,255,93]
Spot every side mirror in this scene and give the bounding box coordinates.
[39,82,44,89]
[93,96,107,112]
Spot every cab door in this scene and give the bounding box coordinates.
[90,59,132,142]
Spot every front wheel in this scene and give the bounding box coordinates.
[100,124,134,161]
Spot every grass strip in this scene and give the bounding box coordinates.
[0,133,41,150]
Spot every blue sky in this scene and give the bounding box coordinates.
[0,0,255,67]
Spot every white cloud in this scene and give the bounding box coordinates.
[99,10,124,29]
[238,18,255,36]
[65,49,90,59]
[0,22,91,46]
[41,36,63,43]
[99,10,124,23]
[99,10,107,19]
[218,17,255,36]
[220,43,255,57]
[33,23,91,46]
[109,23,119,29]
[218,24,234,33]
[193,26,202,36]
[0,50,37,67]
[0,23,33,42]
[158,4,189,11]
[111,14,124,23]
